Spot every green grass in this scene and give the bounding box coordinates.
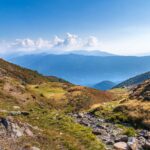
[116,124,137,136]
[18,106,105,150]
[28,83,66,99]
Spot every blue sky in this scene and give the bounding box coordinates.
[0,0,150,55]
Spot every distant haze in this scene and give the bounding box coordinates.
[9,54,150,86]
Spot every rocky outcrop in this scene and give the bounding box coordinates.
[0,116,39,150]
[0,116,34,138]
[130,79,150,101]
[70,112,150,150]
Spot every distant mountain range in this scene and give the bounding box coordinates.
[93,81,116,90]
[8,54,150,86]
[114,71,150,88]
[65,50,116,56]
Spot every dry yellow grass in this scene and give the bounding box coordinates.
[119,99,150,127]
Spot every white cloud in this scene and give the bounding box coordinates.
[0,33,100,55]
[1,32,150,56]
[11,38,52,51]
[86,36,99,47]
[52,36,64,46]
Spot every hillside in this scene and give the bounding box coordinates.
[130,79,150,100]
[0,58,150,150]
[113,79,150,129]
[93,81,116,90]
[0,58,67,84]
[0,58,116,150]
[114,71,150,88]
[9,54,150,85]
[86,84,150,149]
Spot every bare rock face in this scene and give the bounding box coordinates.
[130,79,150,101]
[0,117,34,138]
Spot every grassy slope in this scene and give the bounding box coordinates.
[89,88,150,130]
[0,59,114,150]
[1,58,149,149]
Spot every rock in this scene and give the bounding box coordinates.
[78,112,84,118]
[7,116,14,122]
[0,109,8,113]
[72,114,78,118]
[24,128,34,137]
[0,117,9,129]
[31,147,40,150]
[22,146,40,150]
[115,135,128,142]
[13,105,20,110]
[11,123,24,138]
[114,142,129,150]
[139,130,150,139]
[98,118,104,123]
[9,111,29,116]
[105,140,114,145]
[9,111,21,116]
[127,137,138,150]
[21,111,30,116]
[97,124,107,130]
[92,128,108,135]
[144,140,150,149]
[80,119,90,126]
[144,131,150,139]
[137,136,146,147]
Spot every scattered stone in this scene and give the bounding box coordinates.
[11,123,24,138]
[144,140,150,149]
[7,116,14,122]
[9,111,21,116]
[13,105,20,110]
[114,142,129,150]
[0,109,8,113]
[21,111,30,116]
[115,135,128,142]
[8,111,29,116]
[22,145,40,150]
[127,137,138,150]
[24,128,34,137]
[78,112,84,118]
[0,117,9,129]
[31,146,40,150]
[105,140,114,145]
[80,119,90,126]
[71,112,150,149]
[92,128,107,135]
[137,136,146,148]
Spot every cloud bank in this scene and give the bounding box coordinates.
[0,33,100,55]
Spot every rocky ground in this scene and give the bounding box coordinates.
[70,112,150,150]
[0,115,40,150]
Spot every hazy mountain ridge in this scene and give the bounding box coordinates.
[114,71,150,88]
[65,50,116,56]
[9,54,150,85]
[93,80,116,90]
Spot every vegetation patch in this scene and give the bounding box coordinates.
[19,107,105,150]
